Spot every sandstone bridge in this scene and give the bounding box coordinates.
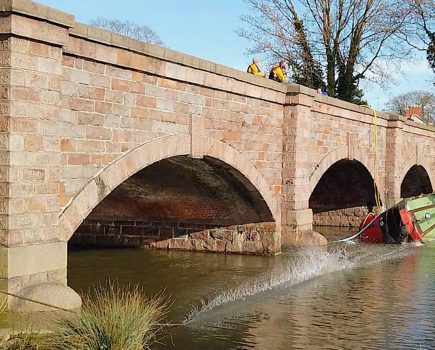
[0,0,434,310]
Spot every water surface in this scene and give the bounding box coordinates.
[68,239,435,349]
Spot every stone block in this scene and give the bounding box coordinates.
[68,97,95,112]
[168,238,192,250]
[11,282,81,312]
[150,240,169,249]
[59,123,86,139]
[0,241,67,279]
[67,153,90,166]
[165,62,186,81]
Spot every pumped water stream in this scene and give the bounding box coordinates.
[68,238,435,349]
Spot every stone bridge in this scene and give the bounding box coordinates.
[0,0,434,310]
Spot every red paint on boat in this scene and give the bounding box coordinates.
[399,209,421,242]
[359,213,384,243]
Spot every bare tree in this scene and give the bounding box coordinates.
[90,18,164,46]
[239,0,416,104]
[405,0,435,75]
[386,90,435,123]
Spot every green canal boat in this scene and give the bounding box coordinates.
[358,192,435,244]
[405,192,435,241]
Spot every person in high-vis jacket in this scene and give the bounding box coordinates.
[269,60,287,83]
[247,58,266,77]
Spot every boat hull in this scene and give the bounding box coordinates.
[405,193,435,240]
[359,193,435,244]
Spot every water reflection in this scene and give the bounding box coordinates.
[68,240,435,349]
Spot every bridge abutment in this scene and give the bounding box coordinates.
[0,2,81,311]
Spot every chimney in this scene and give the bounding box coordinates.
[404,105,422,118]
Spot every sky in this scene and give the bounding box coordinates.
[35,0,434,111]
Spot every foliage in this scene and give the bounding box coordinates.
[45,282,168,350]
[239,0,420,104]
[386,90,435,123]
[90,18,164,46]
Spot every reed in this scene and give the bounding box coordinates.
[2,333,43,350]
[45,281,168,350]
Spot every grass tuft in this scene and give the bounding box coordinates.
[45,281,168,350]
[2,333,43,350]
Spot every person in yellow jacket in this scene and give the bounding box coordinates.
[269,60,287,83]
[247,58,266,77]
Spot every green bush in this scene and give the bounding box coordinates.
[45,282,168,350]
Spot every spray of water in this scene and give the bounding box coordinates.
[183,246,354,324]
[183,242,419,325]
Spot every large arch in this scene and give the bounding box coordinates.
[58,134,278,241]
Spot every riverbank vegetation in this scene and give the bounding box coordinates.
[0,282,168,350]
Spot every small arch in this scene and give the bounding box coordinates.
[400,165,433,198]
[59,135,278,241]
[310,159,379,213]
[309,159,381,228]
[309,145,374,193]
[398,156,434,195]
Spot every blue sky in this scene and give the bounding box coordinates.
[36,0,434,110]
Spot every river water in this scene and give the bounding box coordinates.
[68,238,435,350]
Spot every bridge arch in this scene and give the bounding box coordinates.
[309,159,379,212]
[58,134,278,241]
[398,156,434,198]
[309,145,374,193]
[309,156,380,227]
[400,164,433,198]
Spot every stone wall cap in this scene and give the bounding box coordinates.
[384,113,435,131]
[317,95,386,118]
[308,91,394,121]
[67,21,286,94]
[404,117,435,131]
[0,0,75,28]
[286,84,317,97]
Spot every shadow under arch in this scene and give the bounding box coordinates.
[309,159,380,228]
[400,165,433,199]
[397,152,434,197]
[59,134,278,242]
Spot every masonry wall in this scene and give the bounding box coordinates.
[59,29,284,212]
[72,219,276,255]
[71,219,220,247]
[55,21,285,255]
[313,207,369,227]
[398,122,435,193]
[309,99,387,227]
[282,89,435,234]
